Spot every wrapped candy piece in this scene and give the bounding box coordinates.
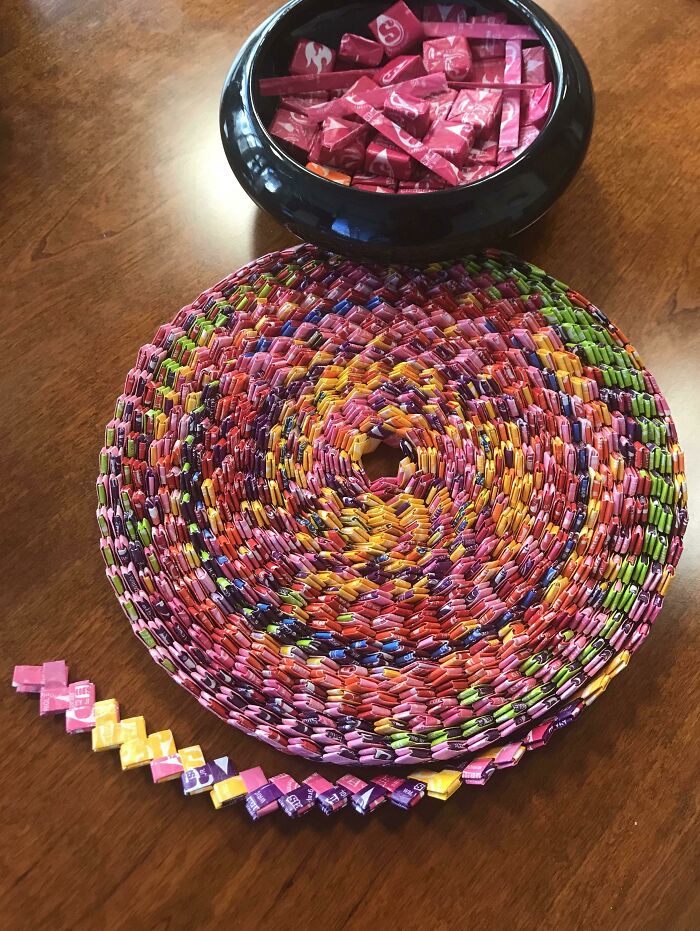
[497,123,539,166]
[462,756,497,785]
[301,73,446,123]
[339,33,384,67]
[269,108,317,154]
[42,661,69,689]
[423,22,538,40]
[397,178,447,192]
[65,680,96,734]
[370,2,424,58]
[465,127,499,165]
[308,131,322,163]
[423,4,468,23]
[345,92,462,186]
[467,58,505,85]
[364,140,413,180]
[352,183,396,193]
[259,69,376,96]
[422,36,471,81]
[469,13,507,61]
[458,164,497,182]
[280,92,329,114]
[352,172,398,190]
[376,54,426,87]
[498,40,522,150]
[351,782,388,814]
[450,88,503,135]
[39,686,71,715]
[521,83,553,127]
[12,665,43,692]
[422,119,473,168]
[319,119,367,174]
[383,90,431,138]
[425,88,457,122]
[522,45,548,84]
[389,777,426,808]
[289,39,336,76]
[210,775,247,808]
[305,162,352,185]
[246,781,283,820]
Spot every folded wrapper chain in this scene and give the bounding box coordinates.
[97,244,687,770]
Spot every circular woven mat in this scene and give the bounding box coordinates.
[97,244,687,769]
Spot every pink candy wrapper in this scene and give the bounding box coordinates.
[498,40,522,151]
[469,13,507,61]
[423,4,468,23]
[450,88,503,135]
[346,91,461,185]
[289,39,337,76]
[426,88,457,122]
[370,2,424,58]
[364,140,413,180]
[423,22,539,40]
[523,45,548,84]
[260,69,376,96]
[423,36,471,81]
[384,90,431,138]
[521,83,553,127]
[423,119,475,168]
[468,58,506,85]
[339,33,385,67]
[269,108,317,154]
[376,54,426,87]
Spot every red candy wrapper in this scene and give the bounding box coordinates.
[450,87,503,135]
[465,127,499,165]
[469,13,507,61]
[364,140,413,180]
[260,69,376,96]
[423,4,468,23]
[352,182,396,193]
[289,39,337,76]
[498,123,540,166]
[376,54,426,87]
[426,88,457,122]
[338,33,385,67]
[352,172,398,191]
[269,108,317,154]
[498,40,522,151]
[523,45,548,84]
[423,36,471,81]
[370,2,424,58]
[521,83,553,127]
[320,117,367,173]
[459,163,497,182]
[280,92,330,114]
[345,91,462,185]
[467,58,506,85]
[423,118,474,168]
[384,90,431,138]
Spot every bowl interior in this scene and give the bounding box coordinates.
[250,0,562,182]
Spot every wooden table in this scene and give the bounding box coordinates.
[2,1,698,928]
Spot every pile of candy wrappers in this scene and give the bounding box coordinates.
[85,242,686,786]
[262,2,553,191]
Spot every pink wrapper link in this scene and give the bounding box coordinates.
[10,651,635,817]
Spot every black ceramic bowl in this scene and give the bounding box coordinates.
[220,0,594,263]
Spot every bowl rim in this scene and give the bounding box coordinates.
[245,0,568,200]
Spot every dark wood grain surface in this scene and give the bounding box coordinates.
[1,1,698,928]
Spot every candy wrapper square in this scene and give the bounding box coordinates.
[384,90,431,138]
[523,45,548,84]
[422,36,471,81]
[469,13,507,61]
[289,39,337,76]
[521,83,553,127]
[376,54,426,87]
[320,121,367,174]
[425,88,457,122]
[423,119,471,168]
[465,127,499,165]
[498,91,521,151]
[423,4,468,23]
[468,58,505,84]
[339,33,384,67]
[280,92,330,114]
[450,88,503,135]
[370,2,424,58]
[364,140,414,180]
[269,108,317,154]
